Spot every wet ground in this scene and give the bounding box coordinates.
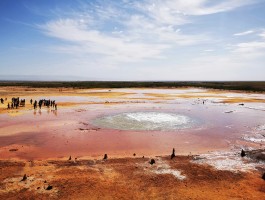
[0,87,264,199]
[0,87,264,160]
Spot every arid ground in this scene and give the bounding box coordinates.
[0,86,264,199]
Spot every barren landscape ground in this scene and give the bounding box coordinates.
[0,86,264,199]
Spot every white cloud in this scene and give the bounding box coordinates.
[234,30,255,36]
[259,30,265,39]
[38,1,214,65]
[234,41,265,53]
[136,0,259,21]
[40,18,169,63]
[231,41,265,60]
[34,0,264,80]
[231,29,265,58]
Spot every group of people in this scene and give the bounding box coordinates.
[32,99,57,110]
[3,97,58,111]
[7,97,26,109]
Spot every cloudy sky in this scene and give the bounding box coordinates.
[1,0,265,81]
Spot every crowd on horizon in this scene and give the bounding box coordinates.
[6,97,25,109]
[0,97,58,111]
[32,99,57,110]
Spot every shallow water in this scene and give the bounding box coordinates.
[93,112,197,131]
[0,87,264,160]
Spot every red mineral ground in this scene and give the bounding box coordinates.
[0,87,264,199]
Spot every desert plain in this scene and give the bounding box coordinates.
[0,86,264,199]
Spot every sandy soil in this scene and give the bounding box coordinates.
[0,86,265,199]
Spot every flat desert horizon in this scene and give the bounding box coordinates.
[1,0,265,199]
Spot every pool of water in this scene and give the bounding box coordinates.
[93,112,197,131]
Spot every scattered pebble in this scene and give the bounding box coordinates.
[241,149,246,157]
[21,174,27,181]
[9,149,18,152]
[46,185,53,190]
[150,159,155,165]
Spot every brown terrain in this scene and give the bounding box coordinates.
[0,86,264,199]
[1,156,265,200]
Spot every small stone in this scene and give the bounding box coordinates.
[68,156,71,160]
[9,149,18,152]
[103,154,108,160]
[171,148,176,159]
[46,185,53,190]
[241,149,246,157]
[262,173,265,180]
[21,174,27,181]
[133,153,136,156]
[150,159,155,165]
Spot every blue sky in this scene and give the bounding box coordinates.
[1,0,265,81]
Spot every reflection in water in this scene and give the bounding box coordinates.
[51,110,57,116]
[93,112,197,131]
[33,109,57,116]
